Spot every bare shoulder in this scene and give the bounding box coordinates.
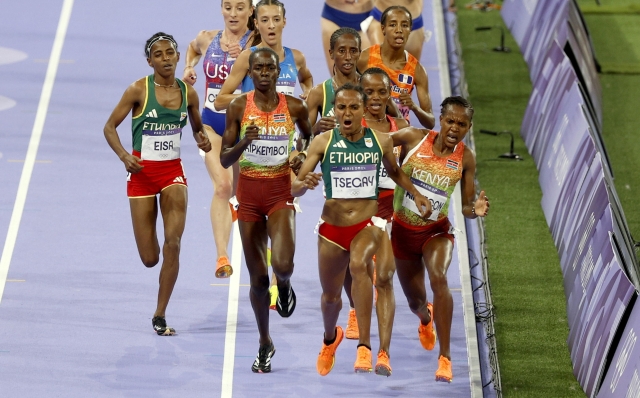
[126,77,147,99]
[229,93,249,112]
[286,94,307,113]
[395,117,410,130]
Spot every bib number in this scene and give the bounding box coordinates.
[205,84,239,112]
[331,164,377,199]
[141,129,181,161]
[402,177,448,221]
[243,135,290,166]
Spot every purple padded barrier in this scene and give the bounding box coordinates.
[597,296,640,398]
[521,0,569,81]
[549,134,597,246]
[567,232,635,398]
[500,0,539,47]
[538,107,590,225]
[564,2,603,125]
[558,157,607,274]
[520,40,568,148]
[536,83,588,186]
[529,71,581,167]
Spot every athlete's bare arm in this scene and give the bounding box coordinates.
[378,132,431,217]
[398,63,435,128]
[461,146,489,218]
[291,132,330,197]
[186,84,212,152]
[103,79,145,173]
[286,96,313,173]
[306,83,336,135]
[292,49,313,99]
[182,30,217,85]
[219,95,251,168]
[390,125,424,149]
[213,49,251,111]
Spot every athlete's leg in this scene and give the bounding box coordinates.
[155,184,188,318]
[395,255,431,324]
[203,125,234,260]
[238,219,271,346]
[129,196,160,268]
[349,226,384,348]
[343,266,355,308]
[423,236,454,359]
[318,237,350,341]
[373,233,395,354]
[266,208,296,291]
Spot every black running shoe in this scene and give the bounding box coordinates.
[152,316,176,336]
[251,343,276,373]
[276,283,296,318]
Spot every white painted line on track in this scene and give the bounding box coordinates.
[433,0,482,395]
[221,221,243,397]
[0,0,75,305]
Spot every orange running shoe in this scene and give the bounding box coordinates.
[374,350,392,377]
[418,303,436,350]
[354,346,373,373]
[346,308,359,339]
[228,196,239,222]
[215,256,233,278]
[435,355,453,383]
[316,326,344,376]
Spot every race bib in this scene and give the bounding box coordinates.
[140,128,181,161]
[331,164,377,199]
[378,146,400,189]
[243,134,290,166]
[402,177,448,221]
[205,83,240,112]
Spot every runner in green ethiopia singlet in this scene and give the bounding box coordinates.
[321,127,383,200]
[321,79,336,118]
[131,75,188,161]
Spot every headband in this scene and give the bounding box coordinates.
[145,36,177,57]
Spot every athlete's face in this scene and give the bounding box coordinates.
[255,5,286,47]
[439,104,472,148]
[249,52,280,91]
[361,74,390,116]
[147,40,180,75]
[330,34,360,75]
[335,89,365,136]
[221,0,253,34]
[382,9,412,49]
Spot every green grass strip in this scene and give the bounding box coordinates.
[599,63,640,74]
[581,5,640,15]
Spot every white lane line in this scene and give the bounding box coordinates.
[433,0,482,395]
[221,221,242,397]
[0,0,75,305]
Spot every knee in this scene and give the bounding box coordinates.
[163,236,182,255]
[271,254,294,281]
[348,260,368,279]
[322,292,342,306]
[140,254,159,268]
[429,272,449,293]
[213,178,233,198]
[250,274,270,295]
[374,264,395,289]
